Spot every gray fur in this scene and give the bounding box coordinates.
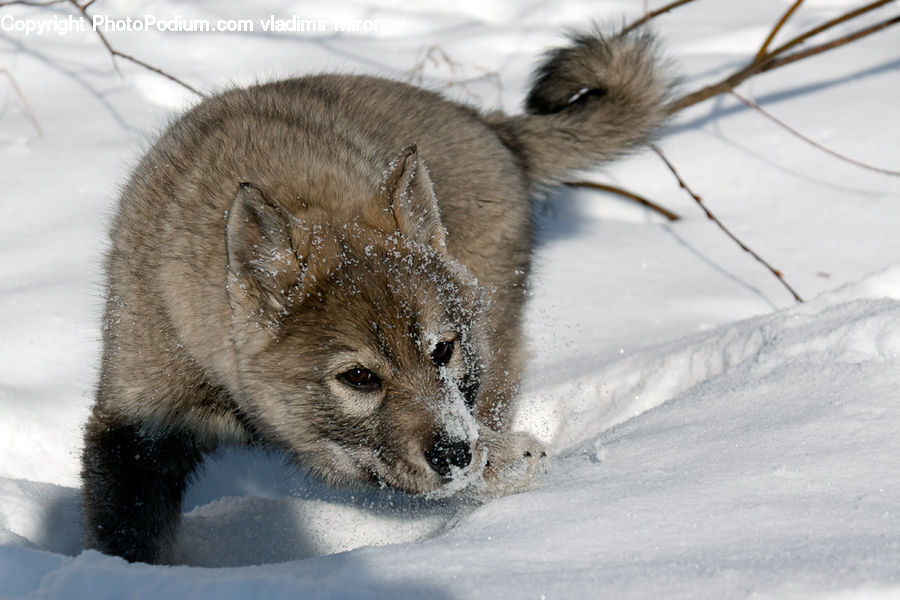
[81,26,672,564]
[488,27,672,184]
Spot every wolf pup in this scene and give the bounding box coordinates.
[81,27,670,563]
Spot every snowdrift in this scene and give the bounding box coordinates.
[2,266,899,598]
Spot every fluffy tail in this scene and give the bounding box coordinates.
[486,27,673,185]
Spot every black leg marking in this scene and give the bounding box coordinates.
[81,421,206,564]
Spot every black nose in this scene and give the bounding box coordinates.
[425,436,472,478]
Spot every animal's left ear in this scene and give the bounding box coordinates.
[380,144,448,250]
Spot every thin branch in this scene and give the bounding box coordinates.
[0,68,43,135]
[761,13,900,73]
[566,181,681,221]
[622,0,699,35]
[755,0,804,60]
[767,0,894,58]
[651,144,804,303]
[67,0,120,74]
[406,45,503,107]
[112,50,205,96]
[730,90,900,177]
[66,0,205,97]
[0,0,65,6]
[670,6,900,113]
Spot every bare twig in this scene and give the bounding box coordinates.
[755,0,804,60]
[66,0,205,97]
[566,181,681,221]
[0,0,65,6]
[4,0,884,306]
[622,0,699,35]
[573,2,898,304]
[406,45,503,107]
[671,5,900,112]
[651,144,804,303]
[767,0,894,58]
[730,90,900,177]
[0,68,43,135]
[760,13,900,73]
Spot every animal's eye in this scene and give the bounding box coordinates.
[431,341,454,367]
[338,368,382,392]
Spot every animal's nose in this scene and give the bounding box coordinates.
[425,436,472,478]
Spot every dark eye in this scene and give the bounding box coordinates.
[338,368,382,392]
[431,341,454,367]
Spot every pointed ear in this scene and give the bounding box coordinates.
[381,144,448,250]
[226,182,302,317]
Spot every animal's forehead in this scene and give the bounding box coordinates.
[311,230,463,300]
[285,239,470,354]
[323,250,462,329]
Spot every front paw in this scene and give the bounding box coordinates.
[475,430,547,498]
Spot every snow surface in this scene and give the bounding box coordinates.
[1,0,899,598]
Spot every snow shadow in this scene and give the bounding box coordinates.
[0,451,475,567]
[0,478,82,556]
[532,181,665,246]
[175,446,477,567]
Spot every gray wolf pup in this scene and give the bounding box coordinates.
[82,27,671,563]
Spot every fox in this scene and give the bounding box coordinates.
[81,26,672,564]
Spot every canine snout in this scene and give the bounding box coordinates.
[425,436,472,478]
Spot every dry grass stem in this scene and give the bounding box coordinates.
[406,45,503,107]
[0,68,43,134]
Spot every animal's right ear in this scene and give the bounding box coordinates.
[225,182,302,320]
